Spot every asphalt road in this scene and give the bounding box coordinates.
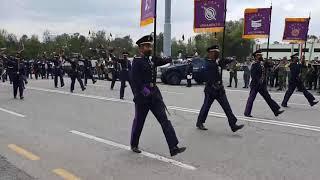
[0,75,320,180]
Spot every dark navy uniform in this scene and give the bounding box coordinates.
[40,60,46,79]
[25,60,32,79]
[46,61,53,79]
[129,35,185,156]
[118,52,131,99]
[244,50,283,117]
[110,53,118,90]
[6,57,26,99]
[79,59,96,86]
[50,56,65,88]
[65,57,86,93]
[196,45,244,132]
[282,53,318,107]
[186,60,193,87]
[33,60,40,80]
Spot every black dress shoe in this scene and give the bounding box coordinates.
[14,96,17,99]
[244,114,253,118]
[227,85,231,87]
[82,87,86,91]
[93,80,97,84]
[196,124,208,131]
[131,146,141,154]
[231,124,244,133]
[170,146,186,157]
[61,84,65,87]
[20,96,24,100]
[311,101,319,107]
[281,104,288,108]
[120,97,124,100]
[275,110,285,117]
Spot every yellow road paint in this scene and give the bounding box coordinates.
[53,169,81,180]
[8,144,40,161]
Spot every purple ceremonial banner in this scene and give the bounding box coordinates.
[140,0,156,27]
[283,18,310,44]
[243,8,271,39]
[194,0,226,33]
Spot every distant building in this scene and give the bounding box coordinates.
[257,43,320,60]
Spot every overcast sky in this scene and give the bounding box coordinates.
[0,0,319,43]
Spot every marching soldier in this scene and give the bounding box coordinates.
[129,35,186,156]
[4,52,26,99]
[227,57,238,88]
[109,49,118,90]
[79,58,96,86]
[243,58,251,88]
[50,53,65,88]
[118,51,131,99]
[40,59,46,79]
[196,45,244,132]
[25,60,32,79]
[275,58,288,91]
[65,54,86,93]
[33,59,40,80]
[244,50,284,117]
[281,53,318,107]
[186,59,193,87]
[46,60,53,79]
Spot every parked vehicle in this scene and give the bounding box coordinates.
[160,58,207,85]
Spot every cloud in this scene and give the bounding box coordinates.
[0,0,318,43]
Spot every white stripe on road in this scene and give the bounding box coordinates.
[9,85,320,133]
[0,107,25,118]
[168,106,320,132]
[239,99,310,107]
[225,88,320,99]
[70,130,197,171]
[87,84,185,95]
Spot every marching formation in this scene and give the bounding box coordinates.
[1,35,319,157]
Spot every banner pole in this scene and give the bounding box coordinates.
[304,15,311,59]
[153,0,157,58]
[266,5,272,59]
[221,0,227,61]
[153,0,158,84]
[220,0,227,82]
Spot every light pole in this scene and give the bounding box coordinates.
[163,0,171,57]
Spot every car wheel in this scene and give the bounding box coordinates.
[167,72,181,85]
[161,75,168,84]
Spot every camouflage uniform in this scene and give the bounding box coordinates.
[277,62,287,91]
[228,61,238,88]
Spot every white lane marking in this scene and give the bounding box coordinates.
[168,106,320,132]
[15,85,320,133]
[70,130,196,170]
[225,88,320,99]
[0,107,25,118]
[87,84,185,95]
[239,99,309,107]
[87,84,110,88]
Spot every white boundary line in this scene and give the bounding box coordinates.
[70,130,197,170]
[0,107,25,118]
[87,84,185,95]
[168,106,320,132]
[8,85,320,133]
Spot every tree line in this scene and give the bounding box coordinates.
[1,19,257,61]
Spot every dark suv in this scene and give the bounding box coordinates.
[160,58,207,85]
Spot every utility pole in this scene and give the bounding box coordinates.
[163,0,172,57]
